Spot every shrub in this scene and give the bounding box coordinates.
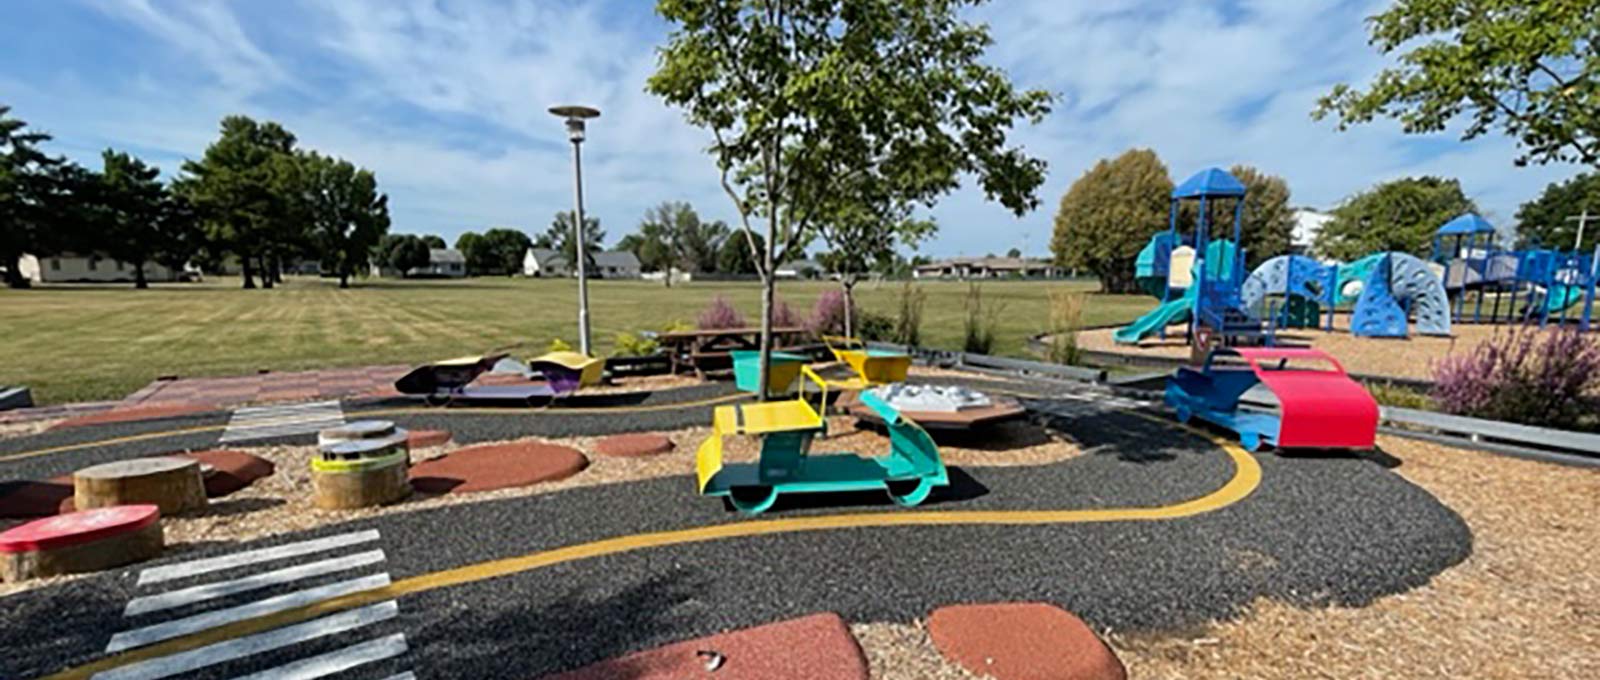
[809,289,848,336]
[772,297,803,328]
[1431,327,1600,430]
[547,338,573,353]
[894,282,926,347]
[857,310,895,341]
[612,332,659,357]
[961,283,1005,354]
[697,295,746,329]
[1045,289,1086,365]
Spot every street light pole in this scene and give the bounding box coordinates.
[1565,208,1593,252]
[550,105,601,356]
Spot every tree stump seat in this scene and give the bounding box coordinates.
[0,505,163,582]
[74,457,206,516]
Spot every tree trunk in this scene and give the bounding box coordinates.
[260,256,275,289]
[2,250,30,289]
[841,278,857,339]
[133,262,148,290]
[241,255,257,289]
[339,270,350,289]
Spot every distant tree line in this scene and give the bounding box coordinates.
[2,105,390,289]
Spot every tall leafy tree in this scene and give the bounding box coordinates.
[1184,165,1296,268]
[480,227,532,275]
[1515,172,1600,249]
[300,151,390,288]
[420,235,447,250]
[649,0,1051,396]
[1051,149,1173,293]
[94,150,170,288]
[375,234,431,277]
[0,105,62,289]
[455,231,489,274]
[175,116,299,289]
[1315,0,1599,169]
[1314,177,1479,260]
[813,176,935,336]
[631,201,729,284]
[537,210,603,271]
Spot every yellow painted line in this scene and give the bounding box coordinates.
[0,393,750,464]
[41,418,1258,680]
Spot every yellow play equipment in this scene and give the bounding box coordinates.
[696,365,947,514]
[821,335,911,389]
[526,350,605,388]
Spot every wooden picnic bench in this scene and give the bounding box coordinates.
[655,327,812,376]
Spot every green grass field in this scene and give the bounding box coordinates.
[0,277,1150,405]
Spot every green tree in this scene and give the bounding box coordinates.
[716,229,761,275]
[93,150,170,289]
[376,234,430,277]
[455,231,486,274]
[538,211,603,271]
[480,227,532,275]
[300,151,390,288]
[631,201,729,284]
[1515,172,1600,249]
[0,105,63,289]
[1006,247,1022,258]
[1314,0,1599,169]
[1314,177,1479,261]
[1051,149,1173,293]
[175,116,300,289]
[649,0,1051,397]
[1185,165,1296,268]
[812,176,936,336]
[421,235,447,250]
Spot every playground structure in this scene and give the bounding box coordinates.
[1165,347,1379,451]
[1116,168,1265,348]
[822,335,912,389]
[393,351,603,405]
[1238,251,1452,338]
[695,366,948,514]
[1430,213,1598,331]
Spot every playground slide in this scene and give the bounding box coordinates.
[1114,291,1193,344]
[1540,284,1587,313]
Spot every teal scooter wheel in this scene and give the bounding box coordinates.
[885,478,935,507]
[1240,431,1262,452]
[727,486,779,515]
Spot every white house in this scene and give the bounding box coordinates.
[523,248,570,277]
[17,253,197,284]
[1292,209,1334,256]
[775,259,825,279]
[912,256,1058,279]
[592,251,641,278]
[409,248,467,278]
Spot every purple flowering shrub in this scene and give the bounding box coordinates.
[809,289,848,335]
[696,295,747,330]
[772,297,803,328]
[1431,327,1600,430]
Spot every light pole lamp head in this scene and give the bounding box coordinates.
[549,105,600,143]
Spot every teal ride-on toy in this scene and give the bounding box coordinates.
[694,366,948,514]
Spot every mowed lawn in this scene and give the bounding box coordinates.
[0,277,1149,405]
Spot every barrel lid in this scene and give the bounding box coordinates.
[320,432,408,459]
[0,505,160,553]
[318,420,397,443]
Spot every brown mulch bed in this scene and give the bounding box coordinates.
[1076,316,1564,381]
[1107,434,1600,678]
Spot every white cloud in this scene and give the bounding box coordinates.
[7,0,1588,258]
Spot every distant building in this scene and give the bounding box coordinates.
[912,256,1057,279]
[17,253,198,284]
[410,248,466,278]
[1292,209,1334,256]
[592,251,641,279]
[523,248,569,277]
[775,259,825,279]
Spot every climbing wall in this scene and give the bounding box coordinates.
[1389,253,1452,336]
[1240,255,1335,319]
[1350,253,1452,337]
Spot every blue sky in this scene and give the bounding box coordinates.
[0,0,1584,257]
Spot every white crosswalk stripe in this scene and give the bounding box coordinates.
[125,550,387,616]
[102,532,415,680]
[219,401,344,443]
[138,530,380,585]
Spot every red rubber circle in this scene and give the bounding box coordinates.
[0,504,160,553]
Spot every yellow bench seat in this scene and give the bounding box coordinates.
[713,400,823,436]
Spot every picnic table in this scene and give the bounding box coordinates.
[655,327,812,376]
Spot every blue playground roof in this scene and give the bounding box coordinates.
[1172,167,1247,199]
[1436,213,1495,236]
